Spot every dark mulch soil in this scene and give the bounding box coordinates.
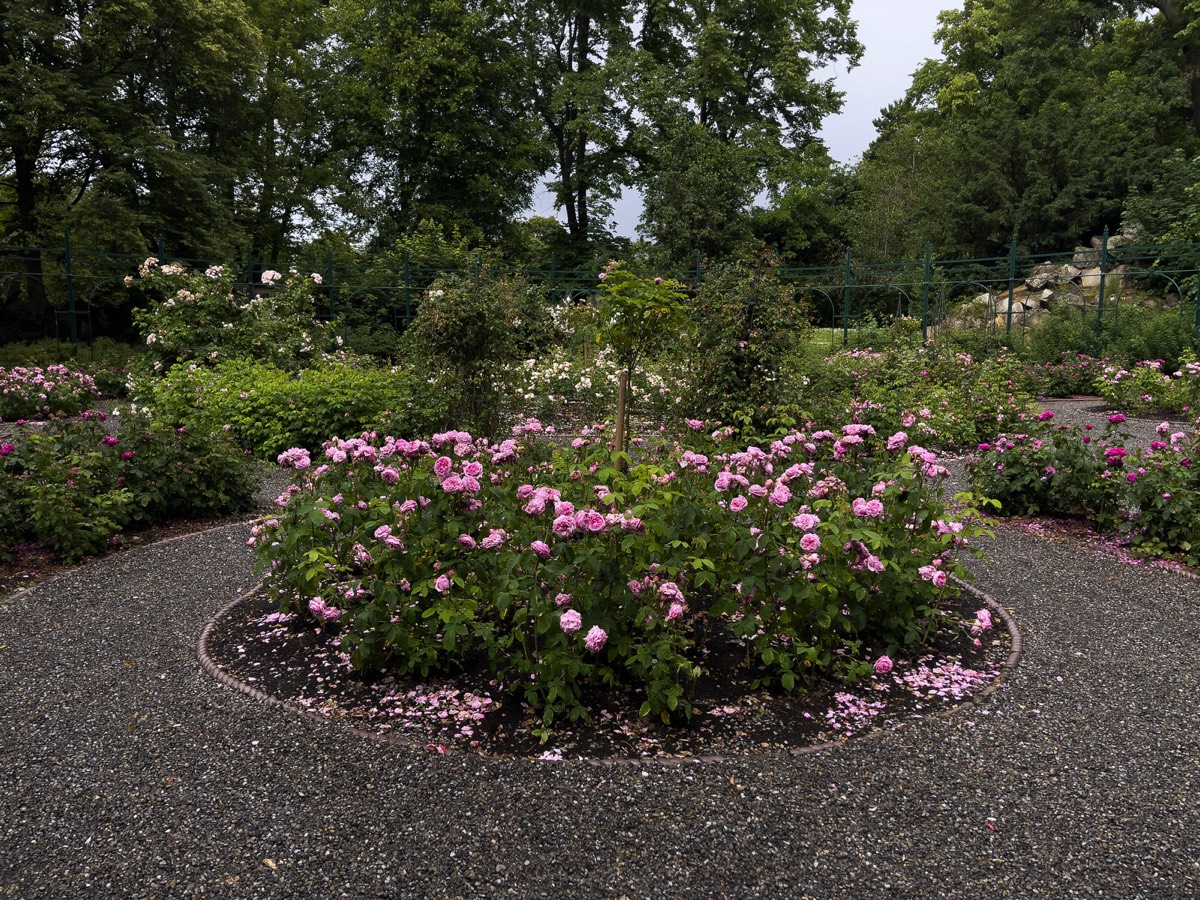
[203,587,1012,761]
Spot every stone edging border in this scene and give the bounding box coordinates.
[196,577,1024,767]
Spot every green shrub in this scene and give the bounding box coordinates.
[147,358,450,459]
[401,271,557,436]
[686,253,810,428]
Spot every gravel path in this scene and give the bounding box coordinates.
[3,405,1200,897]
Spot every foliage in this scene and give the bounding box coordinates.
[146,358,450,461]
[252,419,991,730]
[401,271,556,437]
[685,252,811,427]
[129,259,328,373]
[850,1,1199,260]
[1124,423,1200,564]
[331,0,547,246]
[0,410,254,562]
[1022,352,1106,398]
[1026,304,1195,374]
[0,338,144,398]
[594,260,690,370]
[784,343,1035,453]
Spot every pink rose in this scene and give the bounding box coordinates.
[530,540,551,560]
[873,655,893,675]
[560,609,583,633]
[434,574,451,593]
[433,456,453,478]
[583,625,607,653]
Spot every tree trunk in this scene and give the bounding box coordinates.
[614,367,629,471]
[12,142,51,334]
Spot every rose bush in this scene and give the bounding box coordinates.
[0,364,100,420]
[0,410,255,562]
[968,409,1200,563]
[252,417,992,732]
[129,258,328,373]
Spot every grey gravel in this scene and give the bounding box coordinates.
[3,412,1200,897]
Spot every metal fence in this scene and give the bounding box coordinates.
[3,227,1199,354]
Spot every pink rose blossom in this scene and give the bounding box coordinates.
[434,574,451,593]
[873,655,893,675]
[560,609,583,633]
[583,625,607,653]
[530,540,551,559]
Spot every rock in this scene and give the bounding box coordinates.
[1025,262,1058,290]
[1040,289,1054,304]
[1073,246,1100,268]
[1080,266,1102,288]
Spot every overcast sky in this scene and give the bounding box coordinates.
[531,1,957,237]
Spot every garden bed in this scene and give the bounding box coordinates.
[201,582,1013,761]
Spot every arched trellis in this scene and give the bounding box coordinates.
[851,285,915,340]
[793,286,839,351]
[938,280,1006,337]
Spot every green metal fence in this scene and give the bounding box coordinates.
[3,230,1199,355]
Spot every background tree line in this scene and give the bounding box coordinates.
[6,0,1200,335]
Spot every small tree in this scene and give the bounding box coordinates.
[594,260,689,463]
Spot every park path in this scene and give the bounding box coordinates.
[2,414,1199,897]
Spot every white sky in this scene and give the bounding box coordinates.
[532,0,956,238]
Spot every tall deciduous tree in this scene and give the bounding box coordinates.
[510,1,636,246]
[631,0,862,264]
[331,0,547,247]
[850,0,1198,259]
[0,0,262,330]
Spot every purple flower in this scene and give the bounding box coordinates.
[457,534,477,550]
[729,495,748,512]
[873,655,893,675]
[800,533,820,552]
[1037,410,1054,421]
[665,602,684,621]
[551,514,577,537]
[433,455,453,478]
[434,574,451,593]
[555,592,573,607]
[583,625,607,653]
[1108,413,1127,424]
[791,513,820,532]
[0,443,13,457]
[308,597,342,623]
[658,582,684,603]
[480,529,507,550]
[560,609,582,633]
[973,608,993,633]
[530,540,551,560]
[101,435,119,447]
